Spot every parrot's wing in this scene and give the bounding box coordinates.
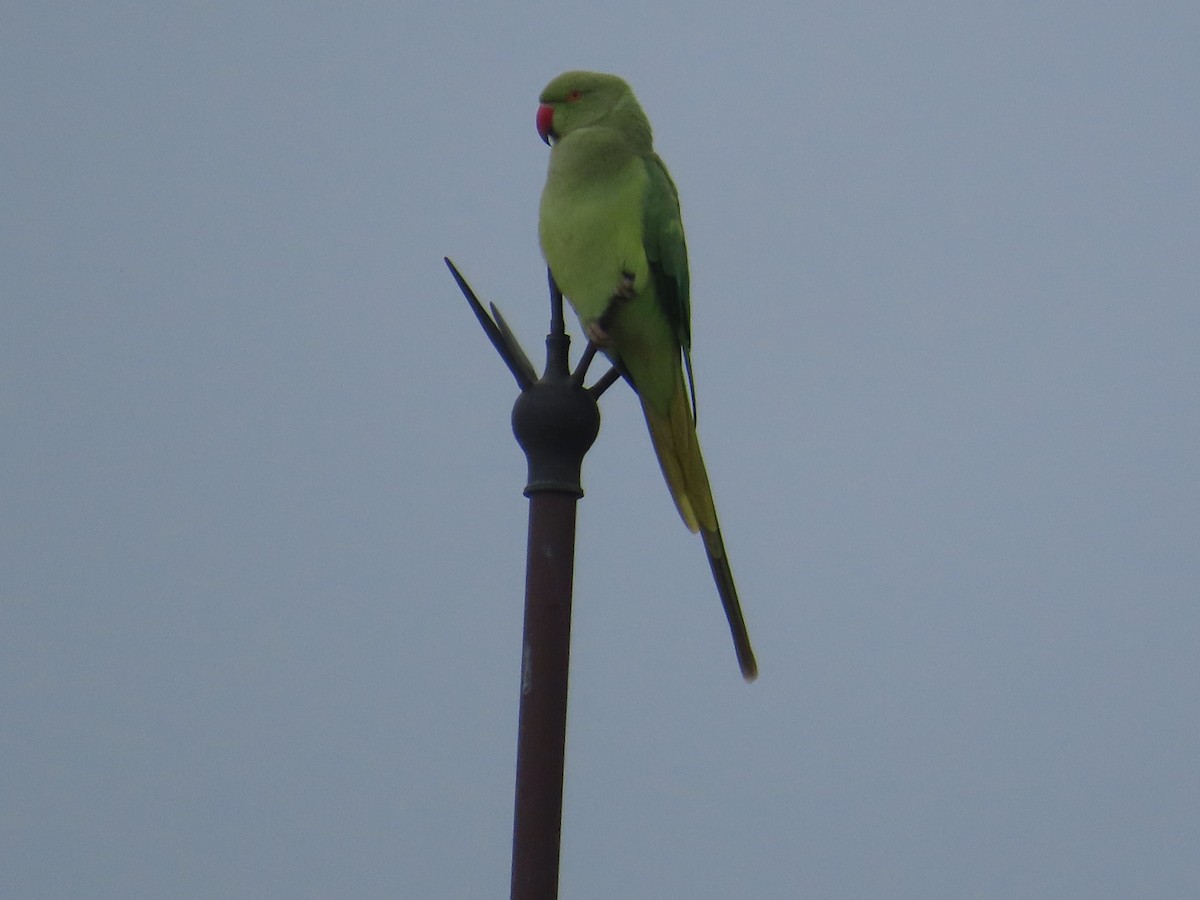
[641,153,697,414]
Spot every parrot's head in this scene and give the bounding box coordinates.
[536,70,652,150]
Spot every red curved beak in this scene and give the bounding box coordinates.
[536,104,555,145]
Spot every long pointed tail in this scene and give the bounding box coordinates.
[702,524,758,682]
[642,373,758,681]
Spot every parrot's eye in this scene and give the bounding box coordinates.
[565,89,583,102]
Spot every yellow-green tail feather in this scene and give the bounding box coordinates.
[642,371,758,681]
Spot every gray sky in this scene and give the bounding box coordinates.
[4,3,1198,897]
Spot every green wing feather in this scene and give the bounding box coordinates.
[640,152,755,680]
[641,153,700,417]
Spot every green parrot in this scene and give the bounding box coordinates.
[536,70,757,681]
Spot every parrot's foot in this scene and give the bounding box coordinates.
[589,272,637,345]
[585,320,612,346]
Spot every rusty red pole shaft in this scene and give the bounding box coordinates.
[509,491,579,899]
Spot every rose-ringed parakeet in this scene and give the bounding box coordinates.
[536,70,757,682]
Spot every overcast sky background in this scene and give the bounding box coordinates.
[4,3,1198,898]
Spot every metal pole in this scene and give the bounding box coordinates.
[445,260,607,900]
[508,315,600,899]
[509,490,579,899]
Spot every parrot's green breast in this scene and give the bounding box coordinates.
[538,149,651,326]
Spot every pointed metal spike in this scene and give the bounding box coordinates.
[570,341,599,388]
[588,365,622,399]
[490,302,538,388]
[444,258,534,390]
